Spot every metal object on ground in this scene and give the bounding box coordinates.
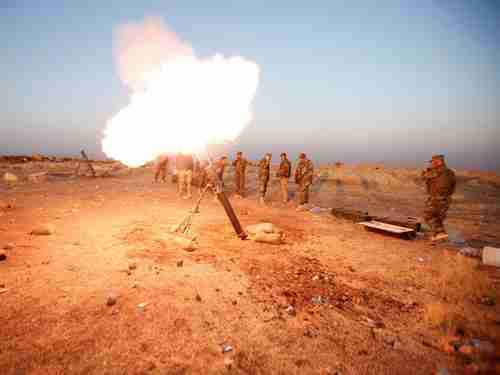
[172,157,247,240]
[370,215,421,232]
[359,220,416,239]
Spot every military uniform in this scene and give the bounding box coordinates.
[422,155,456,239]
[215,157,227,188]
[154,154,169,183]
[295,153,314,205]
[277,153,292,203]
[258,154,272,202]
[176,153,194,198]
[232,153,248,197]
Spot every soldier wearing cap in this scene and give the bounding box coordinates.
[258,153,272,204]
[294,153,314,205]
[422,154,456,241]
[276,152,292,203]
[232,151,249,197]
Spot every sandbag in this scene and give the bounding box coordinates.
[246,223,277,235]
[253,231,283,245]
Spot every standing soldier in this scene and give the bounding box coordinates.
[153,153,169,183]
[215,156,227,188]
[422,154,456,241]
[176,152,194,199]
[276,152,292,203]
[294,153,314,205]
[232,151,249,197]
[258,153,272,204]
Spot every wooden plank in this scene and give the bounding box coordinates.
[358,221,415,234]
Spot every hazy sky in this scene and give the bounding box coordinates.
[1,1,499,170]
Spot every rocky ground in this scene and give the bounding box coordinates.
[1,158,499,375]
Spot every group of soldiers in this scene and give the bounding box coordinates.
[155,151,457,242]
[154,151,314,205]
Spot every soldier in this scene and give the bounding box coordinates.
[153,153,169,183]
[276,152,292,203]
[232,151,249,197]
[215,156,227,188]
[422,154,456,241]
[176,152,194,199]
[294,153,314,205]
[258,153,272,204]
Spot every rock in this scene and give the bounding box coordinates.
[27,172,48,183]
[310,206,322,214]
[195,293,202,302]
[3,243,14,250]
[245,223,277,235]
[0,251,6,261]
[3,172,18,183]
[128,262,137,270]
[285,305,296,316]
[176,260,184,267]
[137,302,148,310]
[312,275,319,281]
[252,231,284,245]
[31,223,55,236]
[106,294,117,306]
[222,345,233,353]
[482,246,500,267]
[223,357,233,369]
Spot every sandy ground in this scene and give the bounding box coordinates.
[1,161,499,375]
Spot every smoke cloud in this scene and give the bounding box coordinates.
[102,18,260,167]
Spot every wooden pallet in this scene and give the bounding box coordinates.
[359,220,416,239]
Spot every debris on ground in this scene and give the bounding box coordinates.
[285,305,296,316]
[137,302,148,310]
[482,246,500,267]
[106,294,118,306]
[176,260,184,267]
[459,247,481,258]
[128,262,137,270]
[3,172,18,183]
[27,172,48,183]
[30,223,55,236]
[222,344,233,353]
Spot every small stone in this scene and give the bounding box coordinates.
[137,302,148,310]
[0,251,6,261]
[232,300,238,305]
[223,357,233,369]
[195,293,202,302]
[222,345,233,353]
[31,223,55,236]
[177,260,184,267]
[285,305,296,316]
[128,262,137,270]
[3,243,14,250]
[312,275,319,281]
[3,172,18,183]
[107,295,117,306]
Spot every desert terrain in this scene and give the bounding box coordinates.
[1,157,499,374]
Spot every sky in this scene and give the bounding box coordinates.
[1,0,499,170]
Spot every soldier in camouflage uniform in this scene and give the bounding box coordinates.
[153,153,169,183]
[422,154,456,241]
[294,153,314,205]
[258,153,272,204]
[277,152,292,203]
[232,152,249,197]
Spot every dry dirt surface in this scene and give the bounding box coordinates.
[1,160,500,375]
